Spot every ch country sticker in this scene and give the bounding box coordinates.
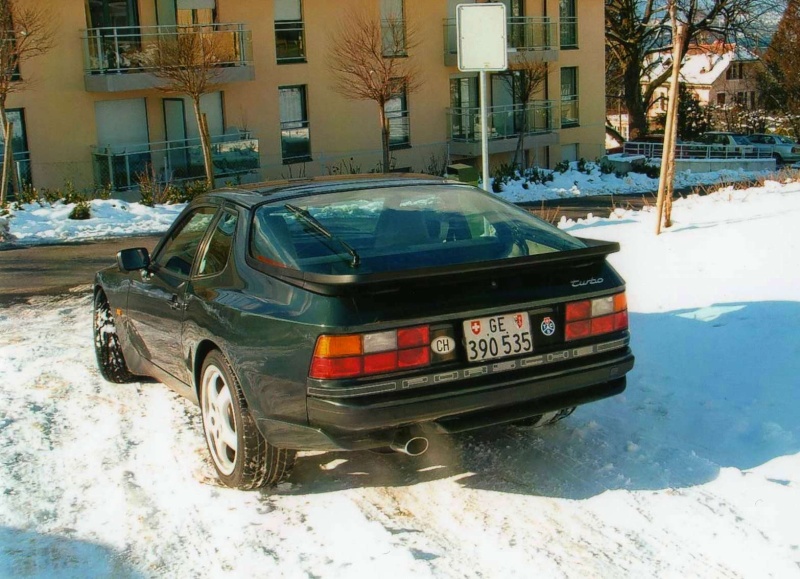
[540,316,556,336]
[470,320,481,335]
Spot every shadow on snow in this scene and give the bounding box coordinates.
[279,301,800,500]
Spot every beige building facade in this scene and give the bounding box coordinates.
[4,0,606,194]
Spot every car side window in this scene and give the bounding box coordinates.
[155,207,217,276]
[197,210,238,277]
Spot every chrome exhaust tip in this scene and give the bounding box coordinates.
[390,436,429,456]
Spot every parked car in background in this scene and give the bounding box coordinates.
[747,134,800,165]
[696,132,755,157]
[93,175,635,490]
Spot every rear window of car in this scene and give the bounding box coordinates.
[249,184,586,275]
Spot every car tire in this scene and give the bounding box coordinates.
[200,350,296,490]
[511,407,576,428]
[773,153,784,165]
[94,291,135,383]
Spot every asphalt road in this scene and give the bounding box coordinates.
[0,235,161,304]
[0,192,661,304]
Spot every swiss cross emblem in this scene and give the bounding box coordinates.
[471,321,481,335]
[514,314,524,328]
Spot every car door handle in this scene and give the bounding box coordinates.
[169,294,183,310]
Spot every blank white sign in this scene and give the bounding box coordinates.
[456,3,508,71]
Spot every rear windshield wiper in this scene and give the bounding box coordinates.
[284,203,360,268]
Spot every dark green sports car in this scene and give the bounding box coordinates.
[94,175,634,489]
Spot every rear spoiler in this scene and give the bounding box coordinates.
[249,238,620,296]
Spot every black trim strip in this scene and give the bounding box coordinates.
[307,336,629,398]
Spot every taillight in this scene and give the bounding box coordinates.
[310,325,431,379]
[565,292,628,341]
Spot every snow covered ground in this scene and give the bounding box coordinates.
[0,164,789,246]
[1,180,800,577]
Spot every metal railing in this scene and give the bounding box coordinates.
[559,17,578,48]
[561,97,579,128]
[275,20,305,63]
[0,151,32,195]
[92,132,259,190]
[82,23,253,74]
[280,121,311,164]
[443,16,556,57]
[623,141,775,160]
[447,101,555,143]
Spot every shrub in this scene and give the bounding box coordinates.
[68,199,91,220]
[166,180,208,204]
[599,159,615,175]
[554,160,570,173]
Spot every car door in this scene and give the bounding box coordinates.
[126,205,219,383]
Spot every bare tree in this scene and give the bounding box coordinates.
[498,53,548,168]
[0,1,54,205]
[606,0,775,139]
[329,8,421,172]
[135,27,236,188]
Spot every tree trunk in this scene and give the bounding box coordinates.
[192,98,214,189]
[513,106,527,168]
[623,61,649,140]
[379,104,390,173]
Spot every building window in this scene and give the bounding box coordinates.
[717,92,726,106]
[280,85,311,163]
[559,0,577,49]
[387,81,410,148]
[275,0,305,63]
[381,0,406,57]
[0,108,31,193]
[726,62,744,80]
[560,67,579,127]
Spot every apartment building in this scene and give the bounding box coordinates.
[3,0,606,194]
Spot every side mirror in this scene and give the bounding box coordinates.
[117,247,151,272]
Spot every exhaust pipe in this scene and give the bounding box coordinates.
[390,435,429,456]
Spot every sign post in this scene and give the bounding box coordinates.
[456,3,508,192]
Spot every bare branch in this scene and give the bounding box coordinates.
[328,7,421,171]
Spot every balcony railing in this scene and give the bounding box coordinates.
[623,142,774,160]
[82,23,253,75]
[561,97,579,128]
[560,17,578,49]
[0,151,32,195]
[443,17,556,64]
[447,101,555,143]
[91,132,259,191]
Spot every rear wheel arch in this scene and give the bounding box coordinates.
[193,340,221,397]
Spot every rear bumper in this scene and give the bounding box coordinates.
[259,348,634,450]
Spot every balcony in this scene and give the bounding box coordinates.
[447,101,558,156]
[91,131,260,191]
[443,17,558,67]
[82,23,254,93]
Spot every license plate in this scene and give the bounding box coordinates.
[463,312,533,362]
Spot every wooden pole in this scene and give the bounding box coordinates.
[655,3,685,235]
[1,121,12,206]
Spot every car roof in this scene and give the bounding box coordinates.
[200,174,453,209]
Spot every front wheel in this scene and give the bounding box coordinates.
[200,351,296,489]
[93,290,135,383]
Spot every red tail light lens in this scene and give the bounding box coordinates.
[310,325,431,379]
[565,292,628,341]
